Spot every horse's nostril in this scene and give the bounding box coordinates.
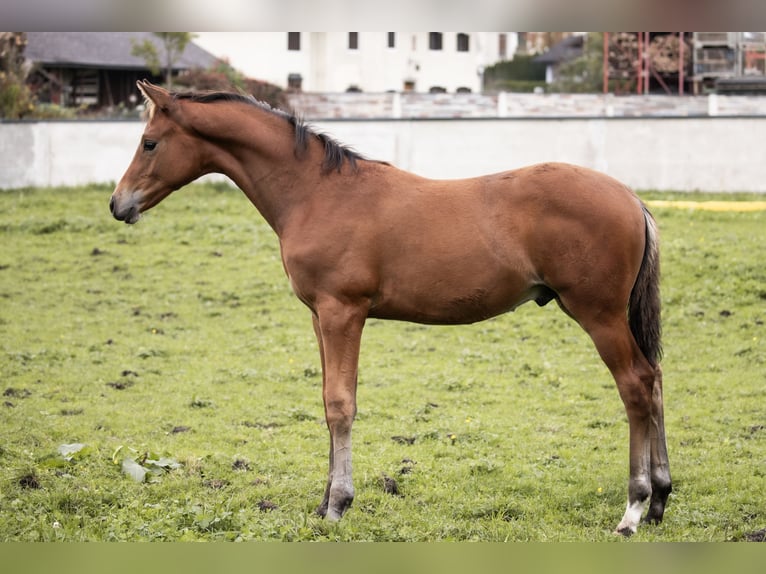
[109,196,115,213]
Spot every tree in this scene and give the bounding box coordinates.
[131,33,195,88]
[550,32,605,93]
[0,32,35,119]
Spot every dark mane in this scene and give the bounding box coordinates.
[172,90,366,174]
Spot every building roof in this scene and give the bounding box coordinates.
[533,34,584,65]
[24,32,217,70]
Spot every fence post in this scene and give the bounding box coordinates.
[707,93,719,116]
[392,91,402,119]
[497,91,507,118]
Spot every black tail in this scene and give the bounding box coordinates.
[629,205,662,366]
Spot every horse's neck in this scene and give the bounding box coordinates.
[198,104,314,235]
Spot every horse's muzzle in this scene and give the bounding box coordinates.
[109,194,140,224]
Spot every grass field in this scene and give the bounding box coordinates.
[0,183,764,541]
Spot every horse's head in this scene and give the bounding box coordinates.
[110,80,205,224]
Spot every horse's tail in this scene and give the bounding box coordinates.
[629,204,662,367]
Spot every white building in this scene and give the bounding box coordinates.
[194,32,518,93]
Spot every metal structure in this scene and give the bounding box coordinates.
[693,32,766,94]
[602,32,690,95]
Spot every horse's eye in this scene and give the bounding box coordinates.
[143,140,157,152]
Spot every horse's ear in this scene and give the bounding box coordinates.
[137,80,172,113]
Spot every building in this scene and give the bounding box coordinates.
[532,34,585,84]
[24,32,217,109]
[194,32,518,93]
[693,32,766,94]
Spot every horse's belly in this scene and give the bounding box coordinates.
[369,272,539,325]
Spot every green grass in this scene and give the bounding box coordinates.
[0,184,764,541]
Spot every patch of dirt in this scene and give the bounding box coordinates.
[380,474,400,496]
[171,425,190,434]
[107,380,134,390]
[203,478,229,490]
[257,499,278,512]
[3,388,31,398]
[19,473,41,489]
[391,435,416,445]
[744,528,766,542]
[400,458,417,475]
[232,458,251,471]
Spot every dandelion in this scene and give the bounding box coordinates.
[597,487,603,494]
[465,417,472,424]
[448,433,457,445]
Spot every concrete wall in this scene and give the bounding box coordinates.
[0,120,144,189]
[288,92,766,119]
[2,116,765,192]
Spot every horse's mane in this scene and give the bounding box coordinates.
[170,90,365,175]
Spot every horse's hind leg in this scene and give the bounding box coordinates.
[561,297,657,535]
[591,317,657,535]
[311,315,333,517]
[645,364,672,524]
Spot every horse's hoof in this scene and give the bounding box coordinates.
[614,526,636,537]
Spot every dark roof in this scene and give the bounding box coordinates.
[533,34,585,65]
[24,32,216,71]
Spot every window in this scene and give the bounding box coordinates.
[288,32,300,51]
[388,32,395,48]
[429,32,443,51]
[457,33,469,52]
[498,33,507,59]
[287,73,302,91]
[349,32,359,50]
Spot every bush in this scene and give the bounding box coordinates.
[489,80,547,93]
[483,55,547,93]
[175,60,288,110]
[0,72,35,118]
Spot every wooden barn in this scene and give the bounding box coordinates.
[23,32,217,110]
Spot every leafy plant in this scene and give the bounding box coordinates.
[112,445,182,483]
[131,33,195,88]
[37,443,93,469]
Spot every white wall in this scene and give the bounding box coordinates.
[1,117,765,192]
[0,121,143,189]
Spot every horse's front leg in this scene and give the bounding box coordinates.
[312,301,366,521]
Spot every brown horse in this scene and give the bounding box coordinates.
[111,80,671,536]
